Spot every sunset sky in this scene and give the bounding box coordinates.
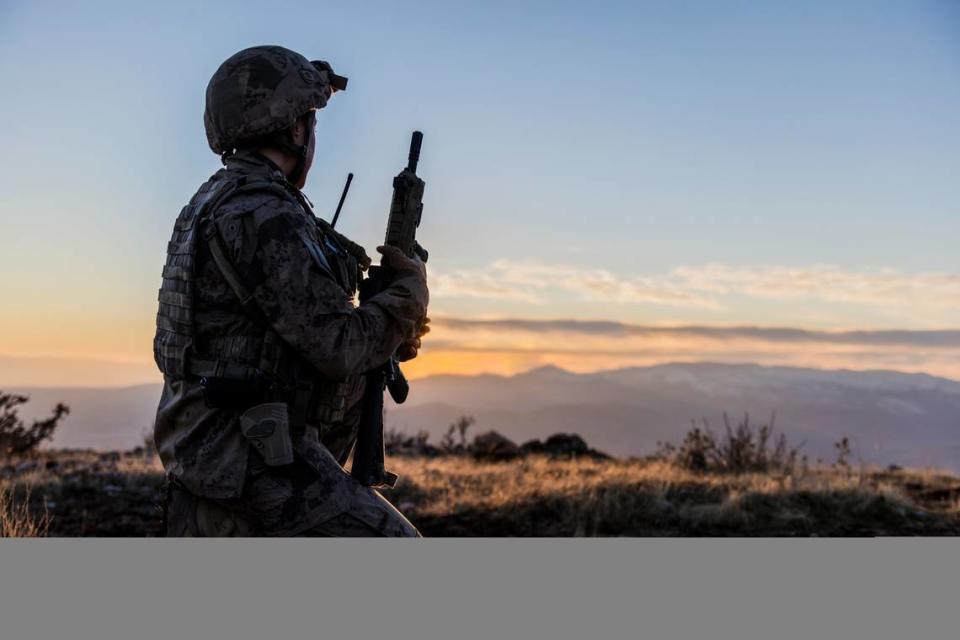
[1,1,958,386]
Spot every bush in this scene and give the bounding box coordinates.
[440,415,475,454]
[140,425,157,459]
[657,412,804,475]
[0,391,69,457]
[385,428,437,456]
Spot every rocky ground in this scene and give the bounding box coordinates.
[3,436,960,536]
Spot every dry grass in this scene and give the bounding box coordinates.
[1,450,165,537]
[0,483,50,537]
[390,456,869,514]
[3,449,960,536]
[386,455,960,536]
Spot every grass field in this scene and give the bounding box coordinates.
[3,449,960,537]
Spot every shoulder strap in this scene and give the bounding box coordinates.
[201,219,264,322]
[196,177,294,323]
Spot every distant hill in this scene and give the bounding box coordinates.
[386,363,960,471]
[11,385,162,450]
[8,363,960,471]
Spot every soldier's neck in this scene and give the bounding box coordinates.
[255,147,295,179]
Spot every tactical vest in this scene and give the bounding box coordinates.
[154,170,361,428]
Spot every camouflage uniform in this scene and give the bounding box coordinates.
[153,46,427,537]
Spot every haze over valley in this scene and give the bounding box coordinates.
[10,362,960,473]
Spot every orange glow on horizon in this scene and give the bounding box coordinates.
[3,317,959,387]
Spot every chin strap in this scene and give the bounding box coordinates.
[287,141,310,186]
[284,112,315,186]
[233,112,315,184]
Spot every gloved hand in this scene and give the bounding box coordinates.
[376,245,426,280]
[374,245,429,354]
[396,316,431,362]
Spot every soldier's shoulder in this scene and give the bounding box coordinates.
[210,178,306,228]
[210,180,317,251]
[219,179,298,212]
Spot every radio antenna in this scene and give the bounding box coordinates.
[331,172,354,228]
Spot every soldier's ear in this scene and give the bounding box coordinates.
[291,113,316,147]
[290,119,307,146]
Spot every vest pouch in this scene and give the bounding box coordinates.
[201,375,271,410]
[312,379,350,424]
[240,402,294,466]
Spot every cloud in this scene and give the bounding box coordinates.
[672,263,960,308]
[432,260,719,308]
[431,260,960,313]
[398,316,960,382]
[433,318,960,348]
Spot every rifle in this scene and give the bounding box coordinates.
[351,131,427,488]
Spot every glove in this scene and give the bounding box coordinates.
[376,245,426,280]
[396,316,431,362]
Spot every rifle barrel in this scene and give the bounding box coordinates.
[407,131,423,173]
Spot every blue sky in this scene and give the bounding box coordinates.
[0,0,957,381]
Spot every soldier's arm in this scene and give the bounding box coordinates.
[217,194,428,379]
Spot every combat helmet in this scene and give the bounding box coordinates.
[204,45,347,156]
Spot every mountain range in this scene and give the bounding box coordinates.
[385,363,960,471]
[8,363,960,472]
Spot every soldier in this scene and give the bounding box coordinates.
[153,45,429,536]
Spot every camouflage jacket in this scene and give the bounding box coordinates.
[154,151,428,500]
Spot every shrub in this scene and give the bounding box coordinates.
[440,415,475,454]
[657,412,804,475]
[0,391,69,457]
[141,425,157,459]
[833,437,853,473]
[385,428,436,456]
